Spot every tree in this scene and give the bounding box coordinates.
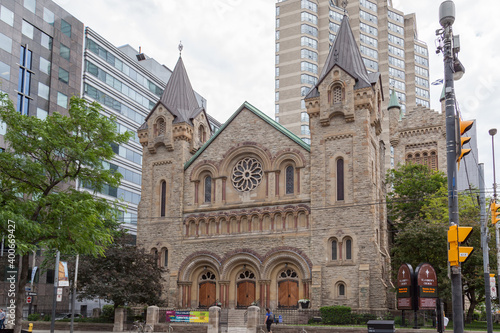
[388,164,495,322]
[0,94,129,332]
[76,234,164,308]
[386,163,447,225]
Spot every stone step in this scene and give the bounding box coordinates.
[227,327,247,333]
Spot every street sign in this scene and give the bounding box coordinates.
[26,296,32,303]
[56,294,62,302]
[27,292,37,296]
[25,287,31,292]
[415,263,438,310]
[57,287,63,295]
[397,263,414,310]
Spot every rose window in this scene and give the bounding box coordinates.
[231,157,263,192]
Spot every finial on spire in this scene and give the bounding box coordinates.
[342,0,348,14]
[179,41,183,56]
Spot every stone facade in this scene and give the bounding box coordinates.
[137,17,395,312]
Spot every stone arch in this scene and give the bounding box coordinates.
[190,161,219,181]
[178,252,222,281]
[219,143,273,174]
[262,249,312,280]
[220,251,263,280]
[272,150,307,170]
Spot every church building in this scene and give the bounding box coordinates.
[136,15,393,312]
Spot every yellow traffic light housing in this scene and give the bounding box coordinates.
[448,224,474,266]
[491,201,500,225]
[456,119,474,170]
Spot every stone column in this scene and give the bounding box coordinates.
[146,306,159,330]
[208,305,221,333]
[113,307,125,332]
[246,305,260,333]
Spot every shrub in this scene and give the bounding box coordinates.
[320,306,352,325]
[27,313,41,321]
[101,305,115,322]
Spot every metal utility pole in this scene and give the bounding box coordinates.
[70,254,79,333]
[479,163,493,332]
[438,1,465,332]
[50,251,60,333]
[490,128,500,301]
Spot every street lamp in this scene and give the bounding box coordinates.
[490,128,499,305]
[437,1,466,332]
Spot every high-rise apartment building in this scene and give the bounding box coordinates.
[0,0,84,149]
[275,0,430,142]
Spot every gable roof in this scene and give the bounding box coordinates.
[184,101,310,170]
[139,56,204,131]
[306,15,373,99]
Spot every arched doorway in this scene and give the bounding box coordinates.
[278,268,299,309]
[199,271,216,308]
[236,270,256,308]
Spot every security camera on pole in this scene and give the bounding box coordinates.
[436,1,467,332]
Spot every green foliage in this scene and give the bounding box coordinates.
[27,313,41,321]
[76,234,165,308]
[386,163,446,224]
[351,313,378,324]
[101,305,115,322]
[0,93,131,330]
[319,306,352,325]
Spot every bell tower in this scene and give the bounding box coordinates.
[304,14,390,309]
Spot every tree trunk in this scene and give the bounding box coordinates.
[466,299,477,324]
[13,254,28,333]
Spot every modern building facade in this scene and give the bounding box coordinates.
[275,0,430,144]
[137,16,392,312]
[0,0,84,149]
[0,0,84,312]
[79,28,219,235]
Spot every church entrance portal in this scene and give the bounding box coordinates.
[199,271,216,308]
[236,270,256,308]
[278,269,299,309]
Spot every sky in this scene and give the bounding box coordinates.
[54,0,499,193]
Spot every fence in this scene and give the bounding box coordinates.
[23,308,94,320]
[157,308,211,325]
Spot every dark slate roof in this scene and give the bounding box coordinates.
[184,101,310,170]
[139,56,203,130]
[306,15,373,99]
[160,56,203,125]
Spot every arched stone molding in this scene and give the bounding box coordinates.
[272,149,307,170]
[218,143,273,173]
[189,161,220,181]
[220,251,263,280]
[178,252,223,281]
[262,248,312,280]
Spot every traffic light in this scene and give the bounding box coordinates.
[448,224,474,267]
[491,201,500,225]
[456,118,474,170]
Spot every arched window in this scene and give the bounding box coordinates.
[337,158,344,201]
[430,151,438,170]
[332,86,342,103]
[338,283,346,297]
[160,180,166,217]
[156,118,166,136]
[151,248,160,267]
[204,176,212,203]
[406,154,414,164]
[163,248,168,267]
[345,238,352,260]
[285,165,294,194]
[199,124,206,143]
[331,239,338,260]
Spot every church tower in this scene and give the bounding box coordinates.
[305,15,391,310]
[137,53,211,299]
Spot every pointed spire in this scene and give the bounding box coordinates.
[319,15,371,87]
[306,14,372,99]
[159,56,203,125]
[388,90,401,110]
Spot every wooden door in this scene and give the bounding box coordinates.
[278,280,299,308]
[237,281,256,308]
[199,281,216,308]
